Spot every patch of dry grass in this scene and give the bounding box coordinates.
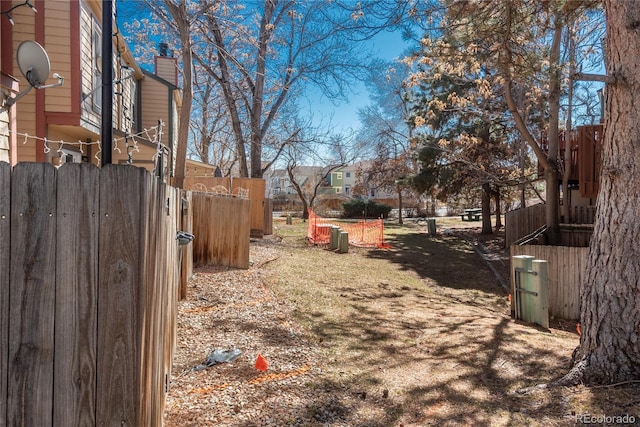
[266,218,639,426]
[164,217,639,426]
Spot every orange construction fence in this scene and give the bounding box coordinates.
[307,209,387,248]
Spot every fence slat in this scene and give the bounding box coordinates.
[179,191,193,299]
[8,163,57,425]
[510,244,586,320]
[1,163,182,425]
[232,177,265,237]
[505,204,546,247]
[192,193,250,269]
[54,164,100,427]
[0,162,10,425]
[163,186,180,422]
[96,164,144,426]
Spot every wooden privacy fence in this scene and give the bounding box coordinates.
[0,162,181,426]
[506,204,596,247]
[505,204,546,247]
[510,244,587,320]
[180,191,194,300]
[568,205,596,224]
[187,177,267,237]
[191,191,251,269]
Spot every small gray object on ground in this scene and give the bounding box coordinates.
[193,348,242,371]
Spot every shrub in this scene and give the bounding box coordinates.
[342,199,392,219]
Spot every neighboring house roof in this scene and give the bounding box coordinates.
[141,68,179,91]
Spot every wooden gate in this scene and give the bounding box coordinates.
[0,162,181,426]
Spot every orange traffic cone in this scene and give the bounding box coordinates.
[255,354,268,371]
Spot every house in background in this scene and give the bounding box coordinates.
[265,165,324,197]
[319,161,396,202]
[0,0,180,180]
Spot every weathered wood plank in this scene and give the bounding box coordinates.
[141,173,165,426]
[232,178,265,237]
[510,244,586,320]
[158,184,179,426]
[96,164,144,426]
[192,193,250,269]
[150,178,166,426]
[179,191,193,300]
[264,198,273,236]
[53,163,99,427]
[138,173,154,426]
[505,204,546,247]
[8,163,57,426]
[0,162,10,425]
[165,186,180,407]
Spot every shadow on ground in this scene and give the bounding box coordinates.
[368,226,505,297]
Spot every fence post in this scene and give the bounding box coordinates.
[531,260,550,328]
[329,226,341,250]
[0,162,10,425]
[338,231,349,253]
[427,218,436,236]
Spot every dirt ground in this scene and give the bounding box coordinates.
[164,217,640,426]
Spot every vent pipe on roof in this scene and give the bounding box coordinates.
[159,42,169,57]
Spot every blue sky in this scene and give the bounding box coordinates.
[309,30,411,134]
[116,0,413,136]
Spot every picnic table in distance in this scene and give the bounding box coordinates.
[461,208,482,221]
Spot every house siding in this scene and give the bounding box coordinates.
[11,5,38,162]
[140,74,175,176]
[3,0,176,171]
[114,67,136,132]
[112,143,158,173]
[0,97,7,163]
[44,1,72,114]
[0,73,18,164]
[141,79,170,132]
[155,56,177,86]
[79,3,100,135]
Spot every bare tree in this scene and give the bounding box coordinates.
[124,0,214,188]
[191,0,407,178]
[189,55,237,172]
[356,60,419,225]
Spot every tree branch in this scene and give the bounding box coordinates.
[572,72,616,84]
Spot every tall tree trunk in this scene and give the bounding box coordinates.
[397,183,404,225]
[493,187,502,229]
[287,165,309,219]
[249,0,275,178]
[208,18,249,177]
[501,2,561,242]
[561,0,640,386]
[481,183,493,235]
[165,0,193,189]
[562,23,576,223]
[543,14,564,244]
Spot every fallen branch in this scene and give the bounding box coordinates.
[255,256,280,269]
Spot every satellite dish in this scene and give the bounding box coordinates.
[4,40,64,107]
[16,40,51,87]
